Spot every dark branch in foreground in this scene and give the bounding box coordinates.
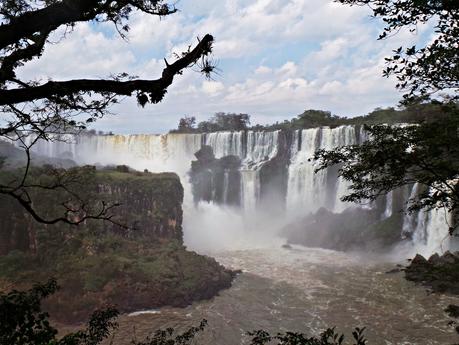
[0,34,214,106]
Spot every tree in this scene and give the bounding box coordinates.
[315,0,459,235]
[211,112,251,131]
[196,112,251,132]
[336,0,459,102]
[315,102,459,233]
[0,279,207,345]
[176,116,197,133]
[0,0,215,225]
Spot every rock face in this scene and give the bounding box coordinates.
[283,207,404,252]
[258,130,291,213]
[405,251,459,294]
[0,166,236,323]
[0,168,184,255]
[190,145,242,206]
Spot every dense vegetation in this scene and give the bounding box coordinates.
[170,112,251,133]
[0,233,233,323]
[0,166,234,323]
[171,101,454,133]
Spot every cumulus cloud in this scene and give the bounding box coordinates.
[14,0,433,133]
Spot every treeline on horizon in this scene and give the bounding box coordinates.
[169,100,455,134]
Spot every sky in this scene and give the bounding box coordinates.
[17,0,433,134]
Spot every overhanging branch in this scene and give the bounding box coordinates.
[0,34,214,106]
[0,0,176,50]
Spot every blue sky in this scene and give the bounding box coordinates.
[18,0,433,134]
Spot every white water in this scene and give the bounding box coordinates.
[383,191,393,219]
[286,126,357,216]
[112,245,459,345]
[22,126,451,257]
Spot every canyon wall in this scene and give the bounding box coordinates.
[0,168,184,255]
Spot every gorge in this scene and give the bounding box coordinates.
[4,125,457,344]
[27,125,454,257]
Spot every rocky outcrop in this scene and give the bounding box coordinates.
[95,169,184,240]
[283,207,404,252]
[405,251,459,294]
[258,130,291,213]
[0,167,184,255]
[190,145,241,206]
[0,165,237,324]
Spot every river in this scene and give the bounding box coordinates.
[108,244,459,345]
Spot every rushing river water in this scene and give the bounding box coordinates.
[108,245,459,345]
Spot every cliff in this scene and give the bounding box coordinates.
[190,145,242,206]
[0,167,184,255]
[0,167,235,323]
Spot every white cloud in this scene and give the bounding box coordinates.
[14,0,434,133]
[202,81,225,95]
[255,66,273,74]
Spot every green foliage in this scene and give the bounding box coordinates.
[0,250,35,278]
[0,279,59,345]
[0,225,233,323]
[0,279,119,345]
[172,112,251,133]
[132,320,207,345]
[171,102,454,133]
[248,327,367,345]
[177,116,197,133]
[314,103,459,234]
[0,280,208,345]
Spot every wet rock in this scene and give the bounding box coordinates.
[194,145,215,162]
[282,243,292,249]
[405,252,459,295]
[190,146,241,206]
[428,253,442,266]
[386,267,403,274]
[412,254,428,266]
[283,207,405,252]
[442,251,459,264]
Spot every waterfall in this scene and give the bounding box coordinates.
[244,131,279,167]
[383,191,393,219]
[205,131,244,158]
[402,184,418,238]
[18,126,451,255]
[412,208,451,257]
[286,128,325,215]
[241,170,259,211]
[286,126,357,216]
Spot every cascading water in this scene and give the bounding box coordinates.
[402,183,419,238]
[383,191,393,219]
[287,128,326,215]
[286,126,357,216]
[20,126,452,256]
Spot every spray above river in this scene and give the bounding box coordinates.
[27,126,452,257]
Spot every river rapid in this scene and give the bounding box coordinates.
[108,244,459,345]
